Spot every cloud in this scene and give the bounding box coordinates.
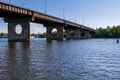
[30,23,46,34]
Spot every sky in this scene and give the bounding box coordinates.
[0,0,120,33]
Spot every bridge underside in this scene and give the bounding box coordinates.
[2,18,89,41]
[3,18,91,42]
[4,19,91,42]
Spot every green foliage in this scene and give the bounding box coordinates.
[31,33,46,38]
[0,33,8,38]
[39,33,46,38]
[70,31,74,36]
[88,34,92,38]
[64,31,66,38]
[52,31,58,36]
[93,25,120,38]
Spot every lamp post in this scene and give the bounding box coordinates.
[74,14,76,22]
[44,0,47,13]
[63,8,65,19]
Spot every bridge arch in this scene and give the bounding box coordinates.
[46,26,64,41]
[65,29,80,40]
[70,31,75,37]
[80,30,89,39]
[51,28,58,35]
[81,31,85,37]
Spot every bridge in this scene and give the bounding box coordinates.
[0,1,95,42]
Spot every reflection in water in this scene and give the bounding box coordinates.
[0,39,120,80]
[7,42,31,80]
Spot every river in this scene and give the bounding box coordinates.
[0,38,120,80]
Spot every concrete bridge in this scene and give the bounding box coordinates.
[0,1,95,42]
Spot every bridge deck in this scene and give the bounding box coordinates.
[0,1,95,32]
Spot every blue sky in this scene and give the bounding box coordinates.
[0,0,120,33]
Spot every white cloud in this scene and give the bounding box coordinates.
[0,20,7,33]
[30,23,46,34]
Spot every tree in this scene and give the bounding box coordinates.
[93,25,120,38]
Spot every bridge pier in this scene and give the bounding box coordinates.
[5,19,30,42]
[46,26,64,41]
[66,30,71,40]
[66,29,80,40]
[81,30,89,39]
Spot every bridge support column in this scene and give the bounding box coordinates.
[6,19,30,42]
[81,30,89,39]
[66,30,71,40]
[46,26,64,41]
[66,29,80,40]
[73,29,81,39]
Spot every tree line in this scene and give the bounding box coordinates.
[0,33,7,38]
[31,33,46,38]
[93,25,120,38]
[1,25,120,38]
[0,33,46,38]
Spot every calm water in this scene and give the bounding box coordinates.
[0,38,120,80]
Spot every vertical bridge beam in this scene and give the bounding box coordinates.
[5,19,30,42]
[46,26,64,41]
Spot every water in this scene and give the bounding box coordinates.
[0,38,120,80]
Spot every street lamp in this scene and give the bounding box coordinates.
[44,0,47,13]
[74,14,76,22]
[63,8,65,19]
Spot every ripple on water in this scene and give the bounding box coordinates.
[0,39,120,80]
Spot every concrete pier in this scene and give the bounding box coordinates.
[46,26,64,41]
[81,30,89,39]
[6,19,30,42]
[66,30,71,40]
[66,29,80,40]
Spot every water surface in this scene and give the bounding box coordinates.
[0,38,120,80]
